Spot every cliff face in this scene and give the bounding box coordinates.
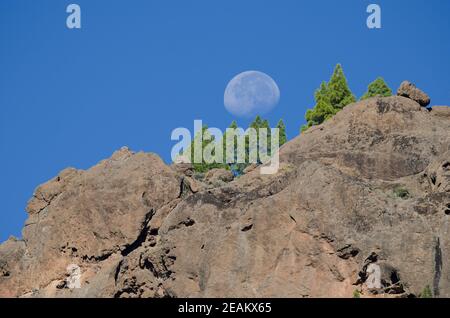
[1,94,449,298]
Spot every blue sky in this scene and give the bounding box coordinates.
[1,0,450,242]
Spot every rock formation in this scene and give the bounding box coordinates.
[1,83,449,298]
[397,80,431,107]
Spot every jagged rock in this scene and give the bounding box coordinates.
[184,177,201,193]
[0,148,181,297]
[171,163,194,177]
[397,81,430,106]
[425,151,450,193]
[1,95,450,298]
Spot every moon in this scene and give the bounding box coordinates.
[224,71,280,117]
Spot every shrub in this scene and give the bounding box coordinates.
[420,285,433,298]
[360,77,393,100]
[393,187,410,199]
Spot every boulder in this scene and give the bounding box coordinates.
[397,81,430,106]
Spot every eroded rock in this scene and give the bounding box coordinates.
[397,81,431,106]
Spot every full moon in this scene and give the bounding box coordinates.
[224,71,280,117]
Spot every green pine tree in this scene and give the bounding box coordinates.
[301,64,355,132]
[247,116,262,163]
[225,120,248,175]
[327,64,356,110]
[249,115,260,146]
[222,120,239,163]
[276,119,287,146]
[186,125,227,173]
[229,120,238,129]
[260,119,271,157]
[250,115,263,130]
[360,77,393,100]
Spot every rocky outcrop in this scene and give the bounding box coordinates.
[0,147,181,297]
[397,81,431,107]
[1,92,450,298]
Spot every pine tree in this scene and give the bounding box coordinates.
[229,120,238,129]
[260,119,271,157]
[261,119,270,131]
[301,82,334,132]
[188,125,210,172]
[248,115,261,150]
[301,64,355,132]
[186,125,227,173]
[222,120,238,163]
[276,119,287,146]
[360,77,392,100]
[316,81,330,104]
[247,116,262,163]
[250,115,263,130]
[327,64,356,109]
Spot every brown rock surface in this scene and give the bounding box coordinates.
[0,147,181,297]
[1,96,450,298]
[431,106,450,118]
[204,168,234,184]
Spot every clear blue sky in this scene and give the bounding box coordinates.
[1,0,450,242]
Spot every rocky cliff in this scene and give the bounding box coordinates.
[1,84,449,298]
